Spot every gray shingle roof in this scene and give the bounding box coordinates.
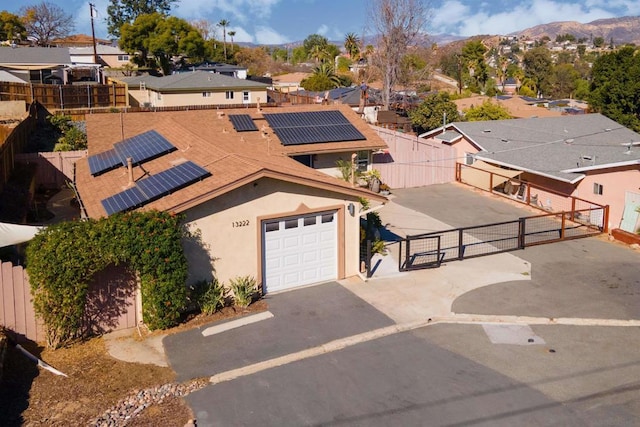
[0,47,71,64]
[120,71,268,92]
[450,114,640,183]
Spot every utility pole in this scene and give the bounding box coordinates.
[89,3,98,65]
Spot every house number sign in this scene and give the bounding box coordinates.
[232,220,250,227]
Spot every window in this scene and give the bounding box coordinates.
[243,91,250,102]
[321,213,334,223]
[202,92,212,97]
[303,216,317,226]
[593,183,603,195]
[225,91,234,100]
[465,153,475,165]
[117,55,129,62]
[292,155,313,167]
[265,222,279,232]
[285,219,298,229]
[356,150,369,172]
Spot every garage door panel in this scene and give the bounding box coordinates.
[265,239,281,251]
[263,211,337,293]
[283,253,301,266]
[283,236,301,248]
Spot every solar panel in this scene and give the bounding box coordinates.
[275,124,366,146]
[113,130,177,166]
[228,114,258,132]
[263,110,351,128]
[101,187,147,215]
[136,161,210,201]
[88,149,123,176]
[100,161,210,215]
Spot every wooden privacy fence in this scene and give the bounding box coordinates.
[0,82,128,110]
[15,150,87,189]
[372,127,457,189]
[0,106,37,190]
[0,261,139,343]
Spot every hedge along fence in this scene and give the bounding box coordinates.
[26,210,190,349]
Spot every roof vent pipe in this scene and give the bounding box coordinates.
[127,157,133,185]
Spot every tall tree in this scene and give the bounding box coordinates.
[301,63,341,91]
[589,46,640,132]
[522,46,553,97]
[408,92,460,133]
[120,13,205,75]
[461,40,488,92]
[0,11,26,43]
[191,19,215,41]
[218,19,229,61]
[20,2,74,46]
[463,100,512,121]
[235,46,271,76]
[107,0,178,38]
[344,32,360,59]
[368,0,430,110]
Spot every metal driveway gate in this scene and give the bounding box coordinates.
[399,207,606,271]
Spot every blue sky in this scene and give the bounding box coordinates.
[5,0,640,44]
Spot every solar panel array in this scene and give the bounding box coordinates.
[101,161,210,215]
[262,110,366,146]
[88,130,177,176]
[228,114,258,132]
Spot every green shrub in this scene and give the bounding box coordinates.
[26,210,189,348]
[200,279,227,314]
[229,276,257,308]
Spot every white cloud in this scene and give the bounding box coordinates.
[254,26,289,45]
[228,27,254,44]
[316,24,329,36]
[431,0,621,37]
[175,0,282,25]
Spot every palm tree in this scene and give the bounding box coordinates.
[362,44,374,60]
[218,19,229,61]
[228,30,236,55]
[313,62,341,87]
[309,44,329,63]
[344,33,360,59]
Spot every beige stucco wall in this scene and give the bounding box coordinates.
[181,177,362,290]
[152,89,268,107]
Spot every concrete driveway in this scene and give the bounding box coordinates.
[162,183,640,426]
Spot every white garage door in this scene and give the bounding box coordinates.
[263,211,337,293]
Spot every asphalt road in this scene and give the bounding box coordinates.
[164,183,640,426]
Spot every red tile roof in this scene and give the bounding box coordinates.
[76,104,388,218]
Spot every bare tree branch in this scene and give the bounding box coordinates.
[367,0,431,110]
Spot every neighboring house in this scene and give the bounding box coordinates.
[271,72,310,93]
[115,71,270,107]
[420,114,640,232]
[375,110,412,132]
[70,45,132,70]
[498,77,518,95]
[53,34,112,48]
[177,62,248,79]
[454,96,564,119]
[74,105,387,294]
[0,46,72,83]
